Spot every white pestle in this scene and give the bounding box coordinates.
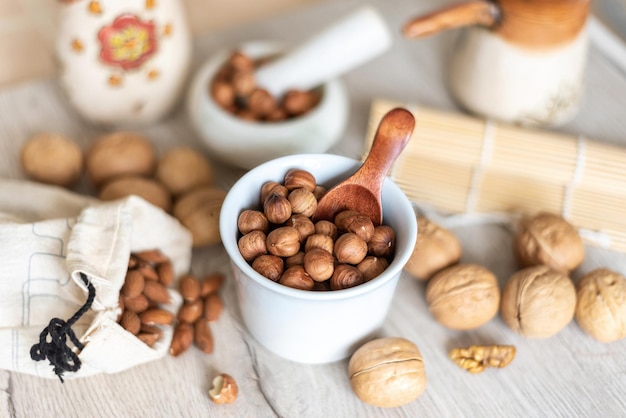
[254,6,393,97]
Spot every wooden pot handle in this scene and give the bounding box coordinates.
[402,0,499,39]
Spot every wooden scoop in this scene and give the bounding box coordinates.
[312,107,415,225]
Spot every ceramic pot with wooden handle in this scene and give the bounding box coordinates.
[403,0,590,126]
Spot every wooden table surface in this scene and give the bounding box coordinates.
[1,1,625,417]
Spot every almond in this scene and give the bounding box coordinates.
[139,308,175,326]
[143,280,171,304]
[138,264,159,281]
[170,322,194,357]
[137,332,160,347]
[194,319,214,354]
[203,293,224,322]
[180,274,201,302]
[134,249,169,264]
[122,269,145,298]
[200,273,226,297]
[124,294,150,313]
[128,255,138,269]
[120,310,141,335]
[178,299,204,323]
[157,261,174,286]
[140,323,163,339]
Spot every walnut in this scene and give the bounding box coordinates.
[155,146,213,196]
[173,187,226,247]
[575,268,626,343]
[99,175,171,212]
[449,345,516,374]
[349,337,426,408]
[404,216,462,281]
[425,264,500,330]
[20,133,84,187]
[501,265,576,338]
[514,212,585,273]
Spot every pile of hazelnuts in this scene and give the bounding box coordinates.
[236,168,396,291]
[210,50,321,122]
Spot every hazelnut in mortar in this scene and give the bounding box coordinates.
[575,268,626,343]
[501,265,576,338]
[514,212,585,273]
[405,216,462,281]
[21,133,84,187]
[349,337,427,408]
[425,264,500,330]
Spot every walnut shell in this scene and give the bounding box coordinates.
[155,146,213,196]
[99,175,171,212]
[425,264,500,330]
[501,265,576,338]
[20,133,84,187]
[514,212,585,273]
[173,187,227,247]
[349,337,427,408]
[86,131,156,187]
[404,216,462,281]
[575,268,626,343]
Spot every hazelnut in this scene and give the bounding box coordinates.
[575,268,626,343]
[260,181,288,203]
[313,185,327,201]
[285,214,315,243]
[334,233,368,265]
[252,254,284,281]
[357,256,389,282]
[266,226,301,257]
[248,88,277,118]
[501,265,576,338]
[514,212,584,273]
[368,225,395,258]
[330,264,364,290]
[237,209,269,234]
[173,187,226,247]
[231,70,255,96]
[263,192,292,224]
[228,51,255,72]
[155,147,213,196]
[99,175,171,212]
[20,133,84,187]
[425,264,500,330]
[279,265,315,290]
[349,337,427,408]
[282,89,319,116]
[303,248,335,282]
[334,210,361,231]
[86,131,156,187]
[339,213,375,242]
[288,188,318,217]
[237,230,267,262]
[404,216,462,281]
[211,80,235,109]
[285,251,305,269]
[283,168,316,192]
[304,234,334,254]
[314,220,338,240]
[208,373,238,404]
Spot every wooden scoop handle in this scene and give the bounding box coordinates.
[403,0,499,39]
[354,108,415,189]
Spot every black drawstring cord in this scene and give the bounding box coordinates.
[30,272,95,383]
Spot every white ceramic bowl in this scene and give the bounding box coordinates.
[187,41,350,170]
[219,154,417,364]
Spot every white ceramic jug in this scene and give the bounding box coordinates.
[404,0,590,126]
[55,0,192,126]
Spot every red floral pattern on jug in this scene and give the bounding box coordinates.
[98,14,158,70]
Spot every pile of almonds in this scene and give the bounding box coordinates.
[117,250,176,347]
[116,249,227,356]
[237,168,396,291]
[211,50,321,122]
[170,273,225,357]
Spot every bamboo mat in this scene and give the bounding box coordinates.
[364,99,626,253]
